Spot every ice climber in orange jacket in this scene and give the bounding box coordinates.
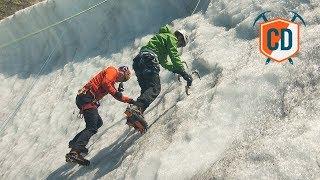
[66,66,134,165]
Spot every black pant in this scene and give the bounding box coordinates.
[69,94,103,154]
[133,51,161,111]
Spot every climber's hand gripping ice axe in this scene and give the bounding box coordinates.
[177,61,201,95]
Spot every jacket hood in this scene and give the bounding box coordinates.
[158,25,173,34]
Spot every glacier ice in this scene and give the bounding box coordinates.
[0,0,320,179]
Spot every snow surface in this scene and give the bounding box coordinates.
[0,0,320,179]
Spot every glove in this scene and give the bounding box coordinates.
[118,82,124,92]
[177,70,193,86]
[127,99,135,104]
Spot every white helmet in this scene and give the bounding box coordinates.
[174,29,189,47]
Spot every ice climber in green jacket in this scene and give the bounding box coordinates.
[125,24,193,133]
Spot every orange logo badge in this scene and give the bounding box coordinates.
[253,11,306,64]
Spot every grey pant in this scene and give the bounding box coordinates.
[133,51,161,111]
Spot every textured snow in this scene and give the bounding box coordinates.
[0,0,320,179]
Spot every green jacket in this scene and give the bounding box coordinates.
[140,25,184,72]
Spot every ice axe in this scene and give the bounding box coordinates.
[253,11,271,27]
[177,61,199,81]
[175,61,201,95]
[289,11,306,26]
[185,71,201,95]
[253,11,271,64]
[287,11,306,65]
[177,70,200,81]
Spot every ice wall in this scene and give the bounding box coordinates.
[0,0,209,78]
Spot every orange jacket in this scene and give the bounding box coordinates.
[83,66,130,103]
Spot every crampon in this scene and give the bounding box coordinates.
[125,105,148,134]
[65,150,90,166]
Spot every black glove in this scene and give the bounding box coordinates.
[127,99,135,104]
[114,91,123,100]
[177,70,193,86]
